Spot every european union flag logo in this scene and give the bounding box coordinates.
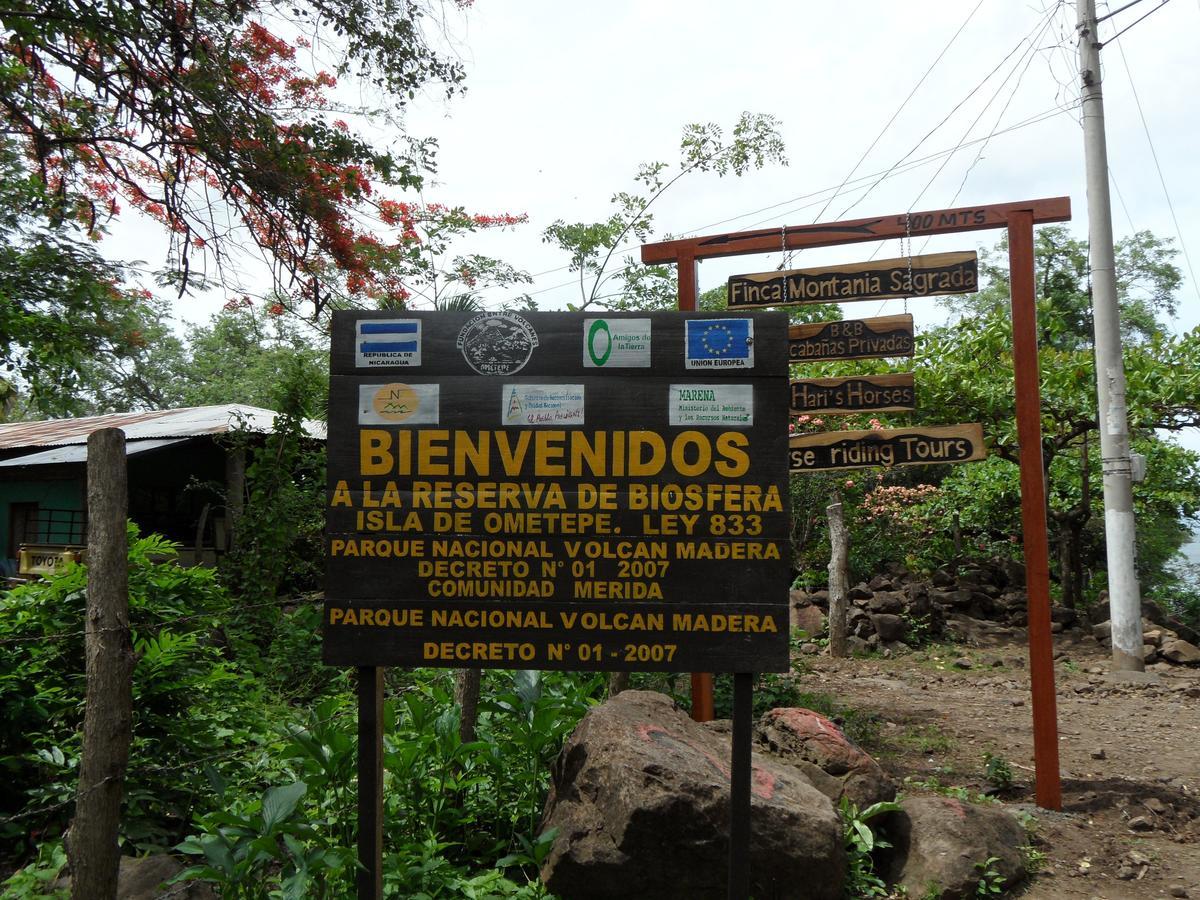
[685,318,754,369]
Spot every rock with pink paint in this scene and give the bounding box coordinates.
[539,690,845,900]
[756,707,896,809]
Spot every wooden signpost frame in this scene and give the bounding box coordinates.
[642,196,1069,820]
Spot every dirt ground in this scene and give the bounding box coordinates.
[803,631,1200,899]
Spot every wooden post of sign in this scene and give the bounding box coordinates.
[827,500,849,658]
[727,672,753,900]
[357,666,384,899]
[674,250,716,723]
[1007,210,1062,811]
[69,429,133,900]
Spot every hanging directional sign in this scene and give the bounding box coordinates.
[788,423,985,472]
[789,314,914,363]
[728,252,978,310]
[790,374,915,415]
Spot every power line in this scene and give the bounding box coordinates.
[803,0,987,233]
[1110,24,1200,302]
[508,101,1077,306]
[833,3,1063,223]
[1101,0,1173,44]
[909,8,1061,256]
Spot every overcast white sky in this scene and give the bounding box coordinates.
[388,0,1199,334]
[104,0,1198,399]
[105,0,1200,335]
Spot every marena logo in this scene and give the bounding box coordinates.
[371,383,420,422]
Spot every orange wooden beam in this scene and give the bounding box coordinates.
[642,197,1071,265]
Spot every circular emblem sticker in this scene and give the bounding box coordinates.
[371,383,420,422]
[587,319,612,367]
[456,313,539,375]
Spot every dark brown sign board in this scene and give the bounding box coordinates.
[324,310,791,673]
[790,374,915,415]
[789,314,914,363]
[789,423,985,472]
[727,251,977,309]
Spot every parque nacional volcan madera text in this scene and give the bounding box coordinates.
[323,310,792,672]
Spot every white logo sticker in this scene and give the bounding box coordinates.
[583,318,652,368]
[669,384,754,428]
[358,383,440,425]
[457,313,539,375]
[502,384,585,426]
[355,319,421,368]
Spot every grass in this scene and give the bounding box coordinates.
[895,723,955,755]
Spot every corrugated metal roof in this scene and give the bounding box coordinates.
[0,405,326,449]
[0,438,191,467]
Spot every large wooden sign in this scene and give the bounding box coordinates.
[728,252,977,309]
[789,314,914,363]
[789,423,985,472]
[790,374,915,415]
[324,310,791,673]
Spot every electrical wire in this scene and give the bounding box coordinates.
[1109,23,1200,302]
[802,0,987,235]
[832,3,1063,224]
[909,8,1062,256]
[507,100,1078,306]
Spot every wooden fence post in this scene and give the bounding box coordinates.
[827,499,849,658]
[68,428,133,899]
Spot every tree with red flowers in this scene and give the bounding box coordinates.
[1,0,532,414]
[0,0,482,306]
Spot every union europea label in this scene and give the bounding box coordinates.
[684,318,754,370]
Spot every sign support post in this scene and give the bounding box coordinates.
[673,250,717,724]
[649,197,1069,809]
[727,672,753,900]
[357,666,384,900]
[1007,211,1063,810]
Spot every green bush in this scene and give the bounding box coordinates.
[0,526,268,855]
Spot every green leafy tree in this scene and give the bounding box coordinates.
[543,113,787,311]
[175,302,329,411]
[908,229,1200,605]
[0,139,172,418]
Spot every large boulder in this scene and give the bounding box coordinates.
[791,602,827,638]
[1162,638,1200,665]
[540,691,845,900]
[881,797,1027,899]
[870,613,907,643]
[50,855,216,899]
[756,708,896,809]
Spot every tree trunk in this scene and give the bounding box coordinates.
[224,446,246,550]
[827,498,850,658]
[68,429,133,900]
[951,511,963,575]
[607,671,631,696]
[454,669,481,744]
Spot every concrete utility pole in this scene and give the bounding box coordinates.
[1076,0,1144,671]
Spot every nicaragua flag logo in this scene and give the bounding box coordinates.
[355,319,422,367]
[685,318,754,369]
